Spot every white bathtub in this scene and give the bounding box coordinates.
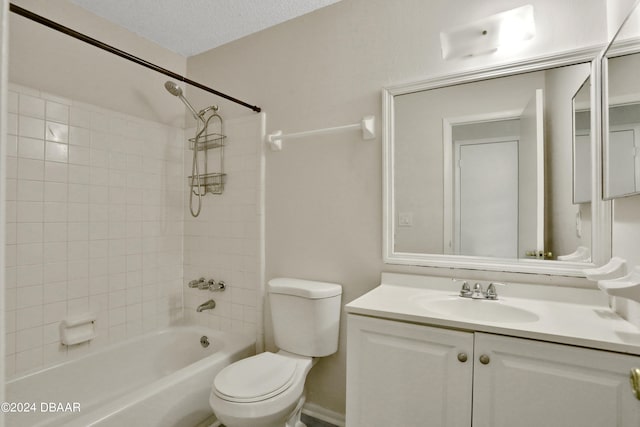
[6,326,255,427]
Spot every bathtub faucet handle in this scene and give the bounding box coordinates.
[207,280,226,292]
[188,277,206,288]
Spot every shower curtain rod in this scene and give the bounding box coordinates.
[9,3,262,113]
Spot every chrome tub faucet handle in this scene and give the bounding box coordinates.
[188,277,205,288]
[208,280,226,292]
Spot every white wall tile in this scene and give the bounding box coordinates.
[6,85,187,377]
[69,107,92,129]
[17,180,43,202]
[45,122,69,143]
[16,306,44,331]
[68,145,90,165]
[16,264,43,287]
[17,158,44,181]
[16,285,43,309]
[44,161,67,183]
[69,126,91,147]
[18,137,45,160]
[19,116,45,139]
[45,141,68,163]
[44,181,67,202]
[17,223,43,244]
[19,94,45,118]
[15,347,43,374]
[16,201,43,223]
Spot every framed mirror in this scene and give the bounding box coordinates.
[383,50,610,276]
[603,3,640,199]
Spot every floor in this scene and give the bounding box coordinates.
[301,413,339,427]
[213,414,337,427]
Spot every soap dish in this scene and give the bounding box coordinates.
[584,257,627,281]
[597,266,640,303]
[60,313,97,346]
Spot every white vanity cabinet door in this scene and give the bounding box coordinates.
[472,332,640,427]
[346,314,473,427]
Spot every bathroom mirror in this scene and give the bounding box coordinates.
[383,51,610,276]
[603,3,640,199]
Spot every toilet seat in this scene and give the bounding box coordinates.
[214,352,297,403]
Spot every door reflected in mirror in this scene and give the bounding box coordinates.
[389,61,593,268]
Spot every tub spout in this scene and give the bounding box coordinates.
[197,299,216,312]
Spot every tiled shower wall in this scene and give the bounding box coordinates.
[4,84,184,378]
[183,114,265,350]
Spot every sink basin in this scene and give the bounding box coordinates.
[414,296,540,323]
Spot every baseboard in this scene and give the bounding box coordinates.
[302,402,345,427]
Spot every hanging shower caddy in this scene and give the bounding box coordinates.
[187,107,226,215]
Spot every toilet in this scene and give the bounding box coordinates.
[209,278,342,427]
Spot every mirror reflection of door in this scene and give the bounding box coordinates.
[607,103,640,198]
[448,89,544,259]
[454,139,518,258]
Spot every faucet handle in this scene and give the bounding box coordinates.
[188,277,205,288]
[206,279,226,292]
[486,282,505,300]
[453,279,472,297]
[460,281,472,297]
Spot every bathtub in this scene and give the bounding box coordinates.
[6,325,255,427]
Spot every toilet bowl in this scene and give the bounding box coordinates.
[209,278,342,427]
[210,351,316,427]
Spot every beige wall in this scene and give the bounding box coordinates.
[9,0,187,126]
[187,0,609,416]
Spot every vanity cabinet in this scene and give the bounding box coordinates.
[346,315,473,426]
[346,314,640,427]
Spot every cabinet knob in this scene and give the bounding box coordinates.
[631,368,640,400]
[457,352,468,363]
[479,354,490,365]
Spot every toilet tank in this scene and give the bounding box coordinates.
[268,278,342,357]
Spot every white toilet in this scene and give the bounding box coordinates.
[209,278,342,427]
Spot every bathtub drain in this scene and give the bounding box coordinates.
[200,336,210,348]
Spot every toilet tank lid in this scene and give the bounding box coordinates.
[268,278,342,299]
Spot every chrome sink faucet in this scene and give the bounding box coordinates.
[454,279,502,300]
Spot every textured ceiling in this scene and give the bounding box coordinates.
[69,0,342,57]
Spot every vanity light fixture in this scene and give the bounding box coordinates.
[440,4,535,60]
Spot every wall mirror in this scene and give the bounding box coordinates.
[603,2,640,199]
[383,51,611,276]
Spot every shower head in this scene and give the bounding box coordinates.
[164,81,204,123]
[164,81,183,97]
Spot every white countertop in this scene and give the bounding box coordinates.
[345,273,640,356]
